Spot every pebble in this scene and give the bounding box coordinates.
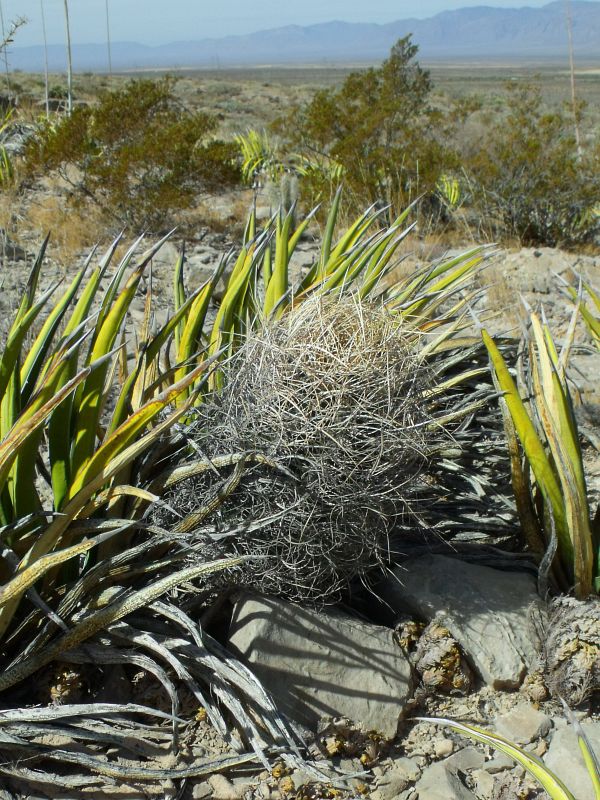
[192,784,212,800]
[494,706,552,744]
[442,746,486,772]
[472,768,495,800]
[412,762,478,799]
[387,756,422,783]
[433,737,455,758]
[208,774,247,800]
[483,752,515,773]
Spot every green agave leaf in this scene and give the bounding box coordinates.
[482,329,571,563]
[69,358,213,499]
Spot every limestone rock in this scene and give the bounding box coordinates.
[494,705,551,744]
[544,722,600,800]
[381,555,543,688]
[442,746,486,772]
[413,762,477,799]
[228,594,414,737]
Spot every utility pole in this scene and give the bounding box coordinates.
[63,0,73,114]
[40,0,49,117]
[0,1,11,95]
[105,0,112,76]
[565,0,582,156]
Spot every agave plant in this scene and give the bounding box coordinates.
[483,306,600,597]
[0,194,511,791]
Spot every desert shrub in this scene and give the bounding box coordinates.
[463,82,600,247]
[23,77,240,230]
[272,36,455,216]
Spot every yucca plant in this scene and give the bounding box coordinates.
[483,306,600,597]
[0,195,509,790]
[424,713,600,800]
[236,128,285,185]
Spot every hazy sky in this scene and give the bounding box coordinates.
[4,0,557,47]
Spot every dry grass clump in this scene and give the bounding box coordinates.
[157,296,439,603]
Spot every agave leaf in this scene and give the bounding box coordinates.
[483,332,566,521]
[323,202,383,275]
[529,315,592,593]
[579,734,600,800]
[264,211,293,317]
[360,223,417,299]
[317,186,342,274]
[71,243,164,478]
[488,358,546,556]
[0,556,245,692]
[12,234,50,325]
[174,262,227,389]
[0,282,60,413]
[19,264,89,406]
[64,237,121,340]
[0,525,134,609]
[0,397,199,640]
[288,204,318,255]
[93,233,145,335]
[400,250,485,319]
[568,281,600,347]
[208,243,259,367]
[0,366,94,495]
[69,358,213,500]
[79,485,159,517]
[172,245,186,350]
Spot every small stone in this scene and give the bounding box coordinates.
[278,776,294,794]
[289,769,313,788]
[414,622,474,695]
[494,706,551,744]
[472,769,495,800]
[413,762,477,799]
[209,774,245,800]
[535,739,548,756]
[387,756,421,783]
[483,752,515,773]
[192,784,212,800]
[374,770,410,800]
[442,746,486,772]
[433,738,455,758]
[338,758,362,775]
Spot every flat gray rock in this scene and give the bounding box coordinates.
[380,555,543,689]
[412,762,477,799]
[494,705,551,744]
[228,594,414,737]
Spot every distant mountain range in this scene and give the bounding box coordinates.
[9,1,600,72]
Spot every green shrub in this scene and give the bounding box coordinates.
[464,82,600,247]
[271,36,454,216]
[23,77,240,231]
